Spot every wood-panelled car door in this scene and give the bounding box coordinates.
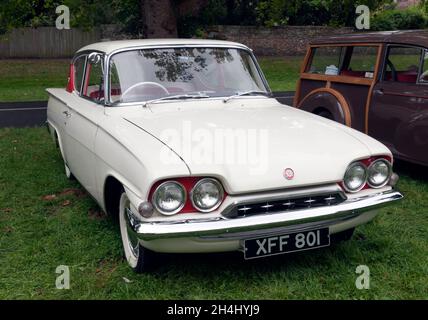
[63,53,105,198]
[369,45,428,165]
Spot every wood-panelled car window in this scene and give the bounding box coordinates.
[344,46,378,79]
[306,46,379,79]
[384,46,423,84]
[306,46,344,75]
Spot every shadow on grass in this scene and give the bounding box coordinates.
[146,240,357,277]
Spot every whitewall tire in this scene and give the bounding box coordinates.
[118,191,153,273]
[64,162,74,180]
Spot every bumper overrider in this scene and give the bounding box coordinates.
[129,189,402,253]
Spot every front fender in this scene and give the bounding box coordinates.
[94,118,190,208]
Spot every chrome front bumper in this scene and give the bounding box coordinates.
[132,190,402,242]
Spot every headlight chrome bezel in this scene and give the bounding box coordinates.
[190,178,225,213]
[367,158,392,189]
[343,161,368,193]
[152,181,187,216]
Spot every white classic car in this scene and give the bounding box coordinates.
[47,39,403,273]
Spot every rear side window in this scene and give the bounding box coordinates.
[343,46,378,78]
[74,55,86,93]
[307,46,344,75]
[384,46,422,84]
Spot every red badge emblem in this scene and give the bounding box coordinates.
[284,168,294,180]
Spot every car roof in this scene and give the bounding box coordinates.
[77,38,251,55]
[310,30,428,48]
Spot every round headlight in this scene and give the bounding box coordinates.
[191,178,224,212]
[343,162,367,193]
[152,181,186,215]
[368,159,391,188]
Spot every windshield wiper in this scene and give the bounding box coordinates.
[223,90,271,103]
[142,93,210,108]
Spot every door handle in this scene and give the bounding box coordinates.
[374,88,384,96]
[63,111,71,118]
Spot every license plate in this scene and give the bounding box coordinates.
[244,228,330,260]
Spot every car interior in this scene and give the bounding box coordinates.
[308,45,427,84]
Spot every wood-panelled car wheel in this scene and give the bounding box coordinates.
[118,191,154,273]
[316,109,334,121]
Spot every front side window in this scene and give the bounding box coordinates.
[108,47,268,104]
[83,54,104,101]
[73,55,86,93]
[307,46,344,76]
[419,50,428,83]
[384,46,422,84]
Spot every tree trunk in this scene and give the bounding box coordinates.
[140,0,178,38]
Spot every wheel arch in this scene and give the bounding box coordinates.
[297,88,352,126]
[102,174,145,219]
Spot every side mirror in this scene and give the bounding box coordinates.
[88,52,102,65]
[88,52,105,75]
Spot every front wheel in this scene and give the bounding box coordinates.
[118,191,154,273]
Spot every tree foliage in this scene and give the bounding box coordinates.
[371,5,428,30]
[1,0,427,37]
[0,0,130,34]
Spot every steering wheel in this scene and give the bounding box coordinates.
[386,59,397,81]
[121,82,170,100]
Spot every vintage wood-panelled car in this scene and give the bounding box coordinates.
[294,30,428,166]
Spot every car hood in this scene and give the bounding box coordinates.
[118,98,391,194]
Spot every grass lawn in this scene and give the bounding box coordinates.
[0,59,69,102]
[258,56,303,92]
[0,127,427,299]
[0,57,302,102]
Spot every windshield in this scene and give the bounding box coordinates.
[108,47,268,104]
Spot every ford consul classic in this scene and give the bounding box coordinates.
[294,30,428,166]
[47,39,402,272]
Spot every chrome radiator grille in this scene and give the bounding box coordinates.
[226,193,346,218]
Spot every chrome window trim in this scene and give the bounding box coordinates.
[71,53,88,96]
[104,44,272,107]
